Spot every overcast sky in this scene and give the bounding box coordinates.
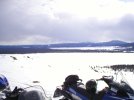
[0,0,134,45]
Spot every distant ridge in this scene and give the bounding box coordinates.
[48,40,130,47]
[0,40,134,53]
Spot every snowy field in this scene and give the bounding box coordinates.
[0,53,134,99]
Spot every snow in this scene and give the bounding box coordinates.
[0,53,134,99]
[51,46,133,51]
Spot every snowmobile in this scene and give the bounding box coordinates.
[53,74,134,100]
[0,74,51,100]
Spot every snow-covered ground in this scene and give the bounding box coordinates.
[0,53,134,99]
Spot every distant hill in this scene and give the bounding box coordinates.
[0,40,134,54]
[48,40,133,47]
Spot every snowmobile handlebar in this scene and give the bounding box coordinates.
[5,86,24,100]
[96,75,114,81]
[96,75,114,86]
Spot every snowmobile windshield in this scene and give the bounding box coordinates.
[101,72,134,95]
[118,72,134,95]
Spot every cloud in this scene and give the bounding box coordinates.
[85,14,134,42]
[120,0,134,2]
[109,15,134,42]
[0,0,134,45]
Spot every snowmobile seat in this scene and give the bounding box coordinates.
[69,85,90,99]
[18,90,46,100]
[116,89,129,98]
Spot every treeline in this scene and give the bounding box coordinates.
[109,64,134,72]
[0,45,50,54]
[89,64,134,73]
[0,47,131,54]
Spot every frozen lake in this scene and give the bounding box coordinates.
[0,53,134,99]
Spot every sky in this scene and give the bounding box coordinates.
[0,0,134,45]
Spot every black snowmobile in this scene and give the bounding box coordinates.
[0,74,51,100]
[53,74,134,100]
